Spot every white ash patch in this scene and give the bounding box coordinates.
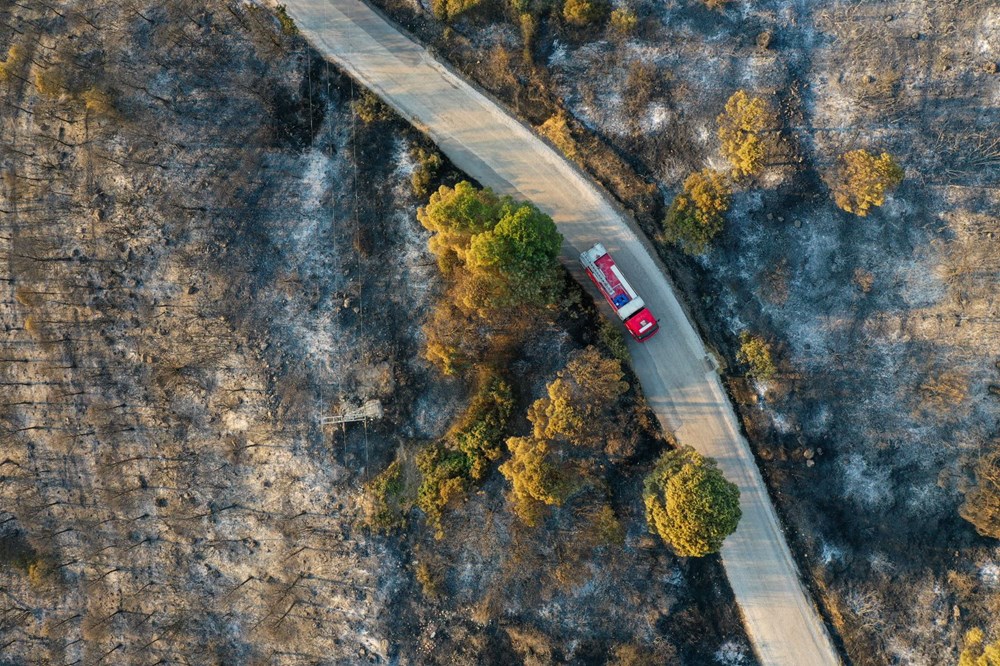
[640,102,674,133]
[769,410,795,434]
[868,551,896,576]
[841,452,893,509]
[714,639,751,665]
[980,561,1000,588]
[819,540,845,566]
[548,40,568,68]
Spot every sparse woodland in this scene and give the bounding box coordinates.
[354,0,999,662]
[0,0,752,663]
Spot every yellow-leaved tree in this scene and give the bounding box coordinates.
[663,169,731,255]
[717,90,773,178]
[959,628,1000,666]
[828,149,904,216]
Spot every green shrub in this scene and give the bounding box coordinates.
[432,0,481,22]
[366,460,408,533]
[416,443,471,538]
[275,4,299,35]
[736,331,776,381]
[598,317,630,365]
[663,169,731,255]
[415,373,514,536]
[353,90,393,124]
[609,8,638,35]
[643,446,741,557]
[452,374,515,480]
[563,0,609,26]
[537,110,579,162]
[959,627,1000,666]
[410,147,444,198]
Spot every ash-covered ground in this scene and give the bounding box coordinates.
[0,1,752,664]
[364,0,999,663]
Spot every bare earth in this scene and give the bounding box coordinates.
[280,0,843,663]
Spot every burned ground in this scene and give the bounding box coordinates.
[360,0,999,663]
[0,0,750,664]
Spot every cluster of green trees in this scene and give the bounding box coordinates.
[665,89,904,255]
[499,346,741,556]
[364,172,741,558]
[365,180,565,538]
[418,181,564,373]
[499,346,628,525]
[417,373,514,537]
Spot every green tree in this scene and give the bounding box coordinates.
[737,331,776,381]
[663,169,731,255]
[959,628,1000,666]
[643,446,741,557]
[960,447,1000,539]
[563,0,609,26]
[717,90,772,178]
[499,437,570,526]
[452,374,515,481]
[464,203,564,312]
[828,149,904,216]
[527,346,628,447]
[418,181,509,274]
[420,181,563,314]
[417,443,473,538]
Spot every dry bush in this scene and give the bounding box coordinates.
[717,90,774,178]
[623,61,659,121]
[960,445,1000,539]
[852,267,875,293]
[828,149,904,216]
[34,67,67,97]
[414,560,443,599]
[918,370,968,413]
[506,626,554,666]
[663,168,731,254]
[537,110,579,162]
[760,260,789,305]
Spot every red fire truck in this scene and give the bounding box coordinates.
[580,243,659,342]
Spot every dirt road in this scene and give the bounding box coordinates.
[281,1,842,663]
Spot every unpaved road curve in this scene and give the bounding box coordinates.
[282,1,842,663]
